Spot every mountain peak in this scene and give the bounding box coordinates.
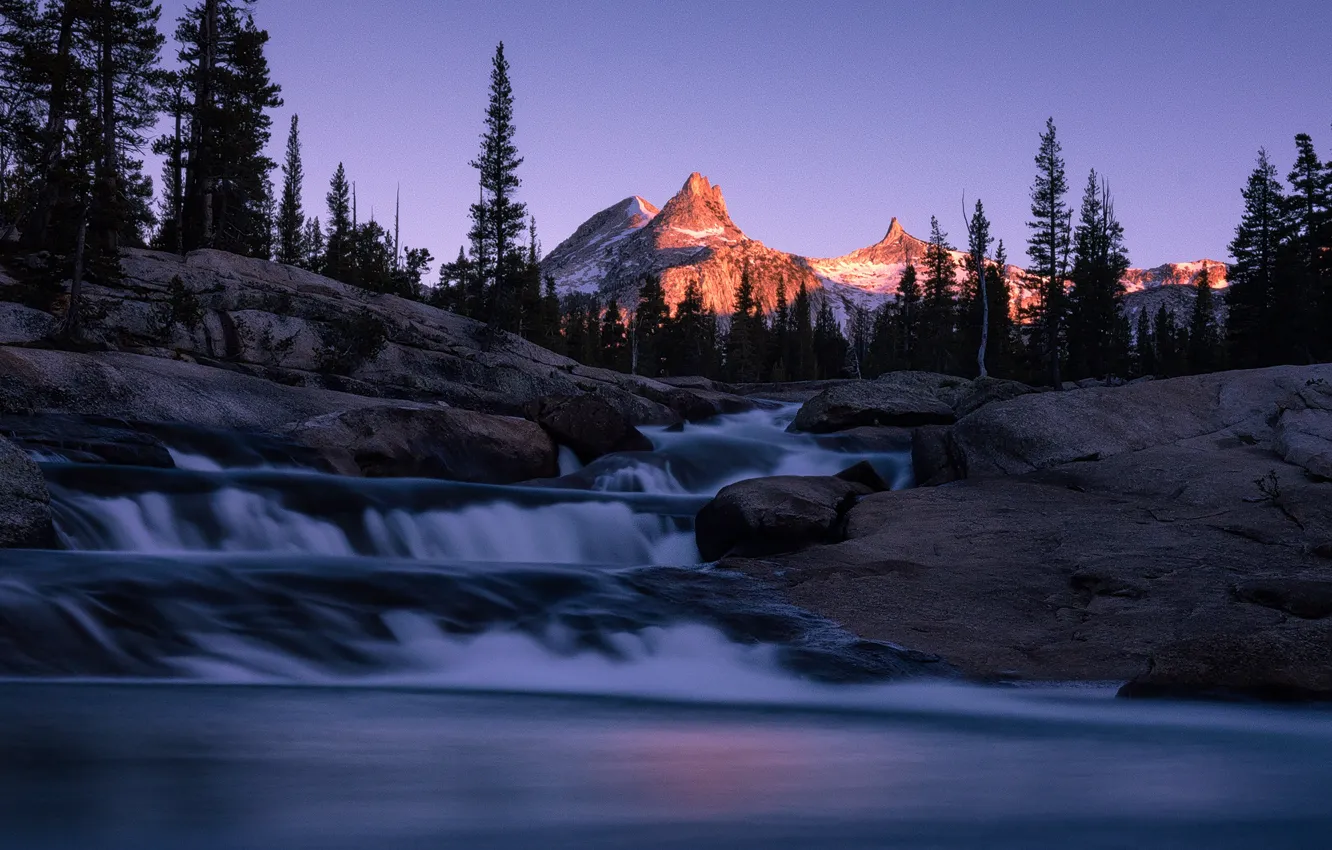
[652,172,742,242]
[884,217,904,240]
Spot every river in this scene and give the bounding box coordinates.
[2,406,1330,848]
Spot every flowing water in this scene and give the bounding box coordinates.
[3,405,1330,848]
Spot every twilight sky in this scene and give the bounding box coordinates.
[158,0,1331,269]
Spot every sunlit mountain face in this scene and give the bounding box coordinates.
[542,173,1229,325]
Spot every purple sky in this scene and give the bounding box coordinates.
[157,0,1331,270]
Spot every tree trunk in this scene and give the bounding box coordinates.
[59,204,89,339]
[20,0,77,251]
[98,0,118,255]
[976,253,989,379]
[187,0,217,249]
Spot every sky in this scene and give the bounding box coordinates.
[155,0,1332,270]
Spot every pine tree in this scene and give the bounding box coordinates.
[300,214,323,270]
[792,280,815,380]
[600,298,628,372]
[1284,133,1330,362]
[1226,149,1286,368]
[175,0,282,255]
[920,216,956,373]
[1134,308,1155,377]
[1066,170,1130,380]
[1187,266,1222,373]
[467,42,527,331]
[724,264,764,381]
[812,296,847,379]
[961,199,993,377]
[275,113,304,265]
[323,163,352,281]
[1026,117,1073,387]
[667,275,710,377]
[864,302,897,377]
[895,262,921,369]
[985,241,1016,377]
[1153,305,1186,377]
[633,274,668,377]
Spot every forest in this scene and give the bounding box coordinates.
[2,0,1329,386]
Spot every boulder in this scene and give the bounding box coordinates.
[0,302,57,345]
[0,436,53,548]
[833,460,890,493]
[1274,408,1332,480]
[728,462,1330,684]
[288,405,557,483]
[695,475,869,561]
[911,425,959,487]
[528,394,655,463]
[952,364,1332,478]
[792,372,961,433]
[1119,626,1332,701]
[942,376,1041,418]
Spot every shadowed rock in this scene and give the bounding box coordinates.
[289,406,557,483]
[528,395,655,463]
[0,436,53,548]
[695,475,870,562]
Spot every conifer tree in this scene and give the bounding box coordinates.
[1026,117,1073,387]
[175,0,282,255]
[920,216,956,373]
[633,274,668,376]
[1284,133,1330,362]
[1134,309,1155,377]
[1066,170,1130,380]
[985,241,1016,376]
[600,298,629,372]
[467,42,527,331]
[1153,305,1187,377]
[792,281,815,380]
[895,262,921,369]
[668,275,711,377]
[300,214,322,270]
[275,113,304,265]
[812,296,847,379]
[724,264,765,381]
[1226,149,1286,368]
[1187,266,1222,373]
[961,199,993,377]
[322,163,352,281]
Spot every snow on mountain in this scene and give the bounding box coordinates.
[541,173,1230,328]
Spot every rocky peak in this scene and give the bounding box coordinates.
[650,172,745,244]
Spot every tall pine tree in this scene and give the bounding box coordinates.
[1026,117,1072,387]
[1225,149,1285,368]
[1066,170,1130,380]
[467,42,527,332]
[275,112,303,265]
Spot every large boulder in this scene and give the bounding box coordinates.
[792,372,962,433]
[0,436,53,548]
[527,394,655,463]
[695,475,871,562]
[288,405,557,483]
[951,365,1332,478]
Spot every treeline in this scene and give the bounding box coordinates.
[2,3,1328,379]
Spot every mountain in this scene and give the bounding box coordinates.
[542,173,1229,324]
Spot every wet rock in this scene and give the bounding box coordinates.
[695,475,869,561]
[1119,626,1332,701]
[528,394,655,463]
[288,405,557,483]
[834,460,890,493]
[0,436,53,548]
[0,414,174,467]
